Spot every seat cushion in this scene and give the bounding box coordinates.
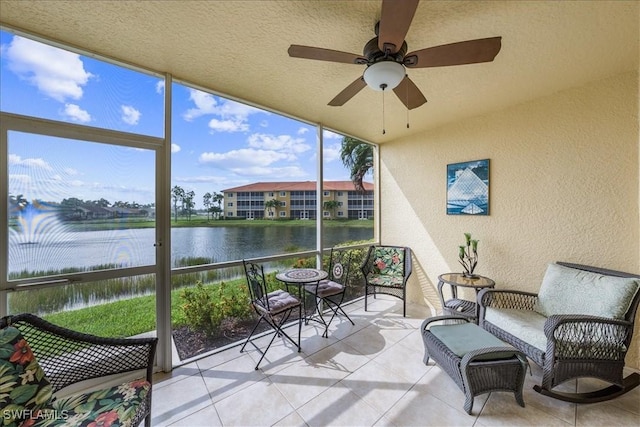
[534,263,640,319]
[485,307,548,352]
[366,273,404,288]
[305,280,344,298]
[0,326,53,420]
[429,322,515,360]
[27,379,151,427]
[256,289,299,315]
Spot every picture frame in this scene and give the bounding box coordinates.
[446,159,490,215]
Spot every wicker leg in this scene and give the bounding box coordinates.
[463,394,474,415]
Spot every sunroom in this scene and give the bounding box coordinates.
[0,1,638,426]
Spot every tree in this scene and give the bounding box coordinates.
[264,198,283,219]
[203,192,212,221]
[212,192,224,219]
[183,190,195,221]
[340,136,373,193]
[172,185,185,222]
[323,200,340,219]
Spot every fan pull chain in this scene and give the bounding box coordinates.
[381,84,387,135]
[406,75,410,129]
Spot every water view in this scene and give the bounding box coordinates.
[9,225,373,273]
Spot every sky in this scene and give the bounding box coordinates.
[1,31,362,209]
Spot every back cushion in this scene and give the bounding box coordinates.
[535,263,640,319]
[0,326,53,415]
[373,247,405,276]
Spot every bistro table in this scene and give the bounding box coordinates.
[276,268,328,324]
[437,273,495,324]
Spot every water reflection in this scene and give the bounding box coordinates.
[9,225,373,274]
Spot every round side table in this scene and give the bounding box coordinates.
[437,273,495,323]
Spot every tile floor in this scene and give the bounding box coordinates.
[151,296,640,426]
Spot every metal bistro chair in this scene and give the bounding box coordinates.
[305,248,355,337]
[240,260,302,370]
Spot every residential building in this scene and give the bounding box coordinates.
[222,181,373,220]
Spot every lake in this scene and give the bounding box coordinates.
[8,225,373,274]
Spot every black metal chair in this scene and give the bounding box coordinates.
[240,260,302,370]
[361,245,412,317]
[304,248,355,337]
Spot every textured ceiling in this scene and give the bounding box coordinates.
[0,0,638,143]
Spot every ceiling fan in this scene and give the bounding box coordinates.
[288,0,502,110]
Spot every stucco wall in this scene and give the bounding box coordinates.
[379,71,640,368]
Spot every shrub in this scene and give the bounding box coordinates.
[180,280,252,336]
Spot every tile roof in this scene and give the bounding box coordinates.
[222,181,373,192]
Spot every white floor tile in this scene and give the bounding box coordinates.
[155,298,640,427]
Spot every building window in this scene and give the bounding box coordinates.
[281,201,286,207]
[228,193,234,197]
[280,191,286,197]
[227,202,233,207]
[227,212,233,217]
[323,191,330,197]
[279,211,286,217]
[338,211,344,217]
[268,192,274,197]
[323,211,330,217]
[337,192,343,196]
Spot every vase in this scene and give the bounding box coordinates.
[462,271,479,279]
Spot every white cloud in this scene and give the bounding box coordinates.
[247,133,311,154]
[182,88,265,133]
[199,148,292,168]
[64,168,79,176]
[62,103,91,123]
[228,165,307,178]
[183,90,217,120]
[5,36,93,102]
[260,120,268,128]
[297,127,310,135]
[323,142,342,162]
[171,143,181,153]
[323,130,342,140]
[156,81,165,94]
[9,154,53,171]
[174,175,231,185]
[121,105,141,125]
[208,118,249,133]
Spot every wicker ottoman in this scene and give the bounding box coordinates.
[421,315,528,414]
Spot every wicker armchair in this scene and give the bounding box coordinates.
[478,262,640,403]
[361,245,412,317]
[1,313,157,426]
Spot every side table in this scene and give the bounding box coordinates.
[437,273,495,323]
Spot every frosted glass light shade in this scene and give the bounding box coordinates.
[363,61,405,91]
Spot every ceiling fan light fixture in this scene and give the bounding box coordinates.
[363,61,405,91]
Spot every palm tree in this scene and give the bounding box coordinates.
[323,200,340,219]
[340,136,373,193]
[203,192,212,221]
[212,192,224,220]
[172,185,185,222]
[264,198,283,219]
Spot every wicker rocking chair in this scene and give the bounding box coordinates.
[478,262,640,403]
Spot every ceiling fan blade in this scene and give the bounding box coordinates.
[378,0,419,54]
[404,37,502,68]
[393,76,427,110]
[328,77,367,106]
[288,45,366,64]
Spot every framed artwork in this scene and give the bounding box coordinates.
[447,159,490,215]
